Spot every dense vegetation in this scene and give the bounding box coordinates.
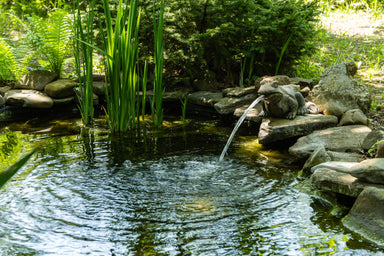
[0,0,320,85]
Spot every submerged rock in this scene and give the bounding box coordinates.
[289,125,371,160]
[258,114,338,145]
[342,187,384,246]
[5,89,54,109]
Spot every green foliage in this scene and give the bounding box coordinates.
[0,0,72,17]
[32,10,73,77]
[0,39,18,81]
[152,0,165,127]
[74,0,95,126]
[138,0,320,85]
[101,0,143,132]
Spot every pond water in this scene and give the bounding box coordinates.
[0,116,383,255]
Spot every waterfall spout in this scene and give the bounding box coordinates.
[219,95,264,161]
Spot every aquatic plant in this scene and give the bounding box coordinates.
[101,0,142,132]
[73,0,95,126]
[151,0,165,127]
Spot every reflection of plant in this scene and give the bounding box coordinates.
[0,149,36,188]
[33,10,73,77]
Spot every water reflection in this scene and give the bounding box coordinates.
[0,125,383,255]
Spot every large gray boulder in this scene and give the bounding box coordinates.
[14,70,58,91]
[342,187,384,246]
[308,62,371,118]
[258,114,338,145]
[5,89,54,109]
[44,79,77,98]
[289,125,371,159]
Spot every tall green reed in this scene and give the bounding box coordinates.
[101,0,142,133]
[151,0,165,127]
[73,0,95,126]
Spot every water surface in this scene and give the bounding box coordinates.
[0,119,383,255]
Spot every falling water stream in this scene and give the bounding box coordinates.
[0,116,383,255]
[219,95,264,161]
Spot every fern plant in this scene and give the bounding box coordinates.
[0,39,23,81]
[33,10,73,77]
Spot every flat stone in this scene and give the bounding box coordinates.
[349,158,384,184]
[14,70,58,91]
[310,168,384,198]
[5,89,54,109]
[289,125,371,160]
[303,145,331,172]
[93,81,106,96]
[0,85,11,94]
[233,102,263,123]
[44,79,77,98]
[258,114,338,145]
[311,161,358,173]
[214,93,258,115]
[342,187,384,246]
[188,91,223,107]
[222,86,257,97]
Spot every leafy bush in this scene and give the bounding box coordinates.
[138,0,320,85]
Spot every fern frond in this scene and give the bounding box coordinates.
[0,39,18,81]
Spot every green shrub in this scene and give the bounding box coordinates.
[138,0,320,85]
[0,39,26,81]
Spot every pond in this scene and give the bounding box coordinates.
[0,114,383,255]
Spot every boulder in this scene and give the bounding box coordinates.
[377,142,384,158]
[188,91,222,107]
[349,158,384,184]
[214,93,258,115]
[342,187,384,246]
[289,125,371,160]
[308,62,371,118]
[233,102,263,123]
[14,70,58,91]
[258,114,338,145]
[361,127,384,151]
[4,89,54,109]
[44,79,77,98]
[338,109,368,126]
